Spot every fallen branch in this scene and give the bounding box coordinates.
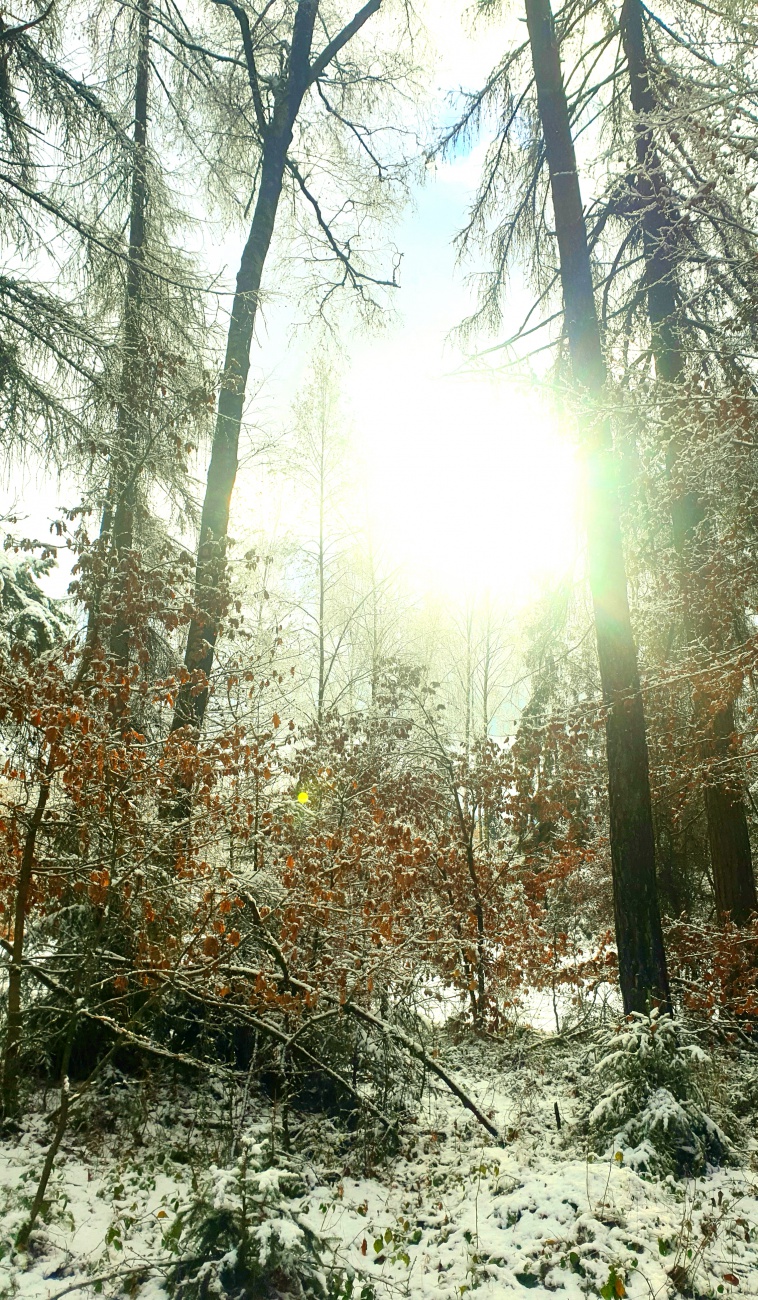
[223,961,502,1141]
[9,941,499,1142]
[47,1258,196,1300]
[0,948,238,1085]
[342,1000,501,1141]
[173,977,397,1132]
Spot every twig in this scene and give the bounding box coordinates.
[48,1259,188,1300]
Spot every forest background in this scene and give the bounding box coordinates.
[1,0,758,1294]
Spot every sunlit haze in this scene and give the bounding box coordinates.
[351,354,581,603]
[6,0,584,610]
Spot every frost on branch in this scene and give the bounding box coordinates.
[0,557,69,655]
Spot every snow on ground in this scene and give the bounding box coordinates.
[1,1038,756,1299]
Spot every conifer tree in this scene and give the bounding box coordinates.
[616,0,757,923]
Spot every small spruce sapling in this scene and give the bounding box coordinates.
[169,1135,364,1300]
[588,1009,730,1177]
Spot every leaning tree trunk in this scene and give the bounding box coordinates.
[171,0,382,735]
[525,0,670,1013]
[169,128,293,733]
[621,0,757,925]
[171,0,322,734]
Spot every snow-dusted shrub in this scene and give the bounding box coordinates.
[169,1137,368,1300]
[588,1009,730,1178]
[0,557,70,654]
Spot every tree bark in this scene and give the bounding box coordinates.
[170,131,291,731]
[16,1036,73,1248]
[79,0,151,673]
[317,409,326,727]
[620,0,757,924]
[525,0,670,1013]
[171,0,321,733]
[109,0,151,668]
[2,756,53,1119]
[171,0,383,733]
[704,702,757,922]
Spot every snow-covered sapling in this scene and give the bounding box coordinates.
[587,1009,730,1177]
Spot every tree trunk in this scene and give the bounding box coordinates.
[16,1032,73,1247]
[317,414,326,727]
[170,136,290,732]
[109,0,151,668]
[524,0,670,1013]
[465,838,487,1024]
[80,0,151,673]
[2,757,53,1119]
[621,0,757,924]
[171,1,322,734]
[704,702,757,922]
[170,0,384,734]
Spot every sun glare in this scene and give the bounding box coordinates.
[351,352,582,603]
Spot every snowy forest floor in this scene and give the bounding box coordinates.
[1,1032,757,1300]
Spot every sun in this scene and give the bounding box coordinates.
[351,356,582,604]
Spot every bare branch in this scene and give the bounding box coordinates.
[0,0,53,42]
[307,0,381,87]
[286,156,398,292]
[210,0,268,137]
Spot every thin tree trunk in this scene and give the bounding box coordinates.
[482,607,490,741]
[525,0,670,1014]
[466,838,487,1024]
[16,1027,74,1248]
[704,702,757,922]
[370,552,379,709]
[81,0,151,672]
[317,414,326,727]
[109,0,151,668]
[171,2,323,734]
[2,755,54,1119]
[481,609,491,848]
[621,0,757,924]
[170,0,382,735]
[464,605,472,759]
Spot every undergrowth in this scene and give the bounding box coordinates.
[587,1010,732,1178]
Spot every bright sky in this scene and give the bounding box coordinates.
[352,359,581,604]
[238,1,583,606]
[346,151,582,605]
[244,0,583,606]
[3,0,583,608]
